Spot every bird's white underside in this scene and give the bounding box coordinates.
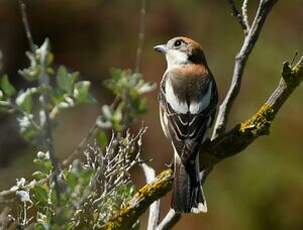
[165,77,212,114]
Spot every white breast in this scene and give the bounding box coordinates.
[189,81,212,114]
[165,78,188,114]
[165,77,212,115]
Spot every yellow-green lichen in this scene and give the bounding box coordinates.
[239,104,274,136]
[103,169,173,230]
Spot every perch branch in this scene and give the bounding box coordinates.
[212,0,278,139]
[102,169,173,230]
[102,57,303,229]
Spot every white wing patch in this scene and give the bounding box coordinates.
[165,78,188,114]
[189,81,212,114]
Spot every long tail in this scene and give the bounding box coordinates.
[171,152,207,213]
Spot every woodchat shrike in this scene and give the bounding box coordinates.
[154,36,218,213]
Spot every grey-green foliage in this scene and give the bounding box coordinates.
[98,68,156,130]
[0,38,155,229]
[0,39,94,141]
[10,129,144,230]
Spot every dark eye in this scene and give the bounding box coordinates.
[174,40,182,47]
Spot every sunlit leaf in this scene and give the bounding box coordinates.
[96,130,108,148]
[73,81,91,103]
[0,75,16,97]
[15,88,38,113]
[56,66,78,94]
[32,184,49,205]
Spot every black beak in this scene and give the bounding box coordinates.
[153,44,167,54]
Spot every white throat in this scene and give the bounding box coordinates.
[166,50,189,70]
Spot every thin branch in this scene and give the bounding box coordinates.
[38,45,62,202]
[156,209,180,230]
[141,163,160,230]
[242,0,250,30]
[19,1,61,202]
[0,50,3,73]
[212,0,278,139]
[0,207,11,229]
[103,57,303,229]
[62,123,98,167]
[19,1,35,52]
[135,0,146,73]
[227,0,249,34]
[62,96,121,167]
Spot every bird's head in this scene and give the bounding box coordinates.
[154,36,207,70]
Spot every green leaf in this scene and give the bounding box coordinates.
[65,170,78,190]
[112,108,122,129]
[33,158,53,173]
[34,223,50,230]
[56,66,78,94]
[96,130,108,148]
[73,81,91,103]
[0,75,16,97]
[32,184,49,205]
[15,89,35,113]
[32,171,47,180]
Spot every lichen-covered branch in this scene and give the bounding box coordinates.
[103,57,303,229]
[205,57,303,162]
[102,169,173,230]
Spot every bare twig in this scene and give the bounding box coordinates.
[0,207,12,229]
[141,163,160,230]
[156,209,180,230]
[62,96,121,167]
[227,0,249,34]
[38,42,62,202]
[135,0,146,73]
[62,123,98,167]
[0,50,3,73]
[242,0,250,30]
[19,1,36,52]
[212,0,278,139]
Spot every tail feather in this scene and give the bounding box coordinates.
[171,152,207,213]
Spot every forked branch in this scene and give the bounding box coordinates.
[212,0,278,139]
[103,57,303,229]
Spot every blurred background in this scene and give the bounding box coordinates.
[0,0,302,229]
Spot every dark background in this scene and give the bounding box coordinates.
[0,0,302,229]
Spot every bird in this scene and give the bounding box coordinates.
[154,36,218,213]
